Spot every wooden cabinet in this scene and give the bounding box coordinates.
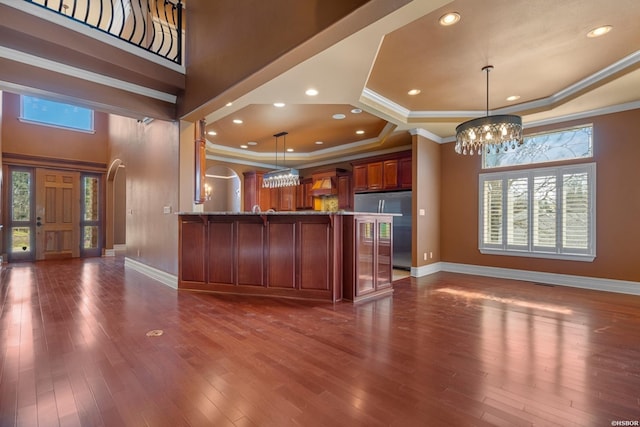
[352,151,411,192]
[383,159,398,189]
[243,171,271,211]
[399,156,412,189]
[296,178,313,210]
[337,173,352,210]
[343,215,394,302]
[178,213,343,302]
[278,185,295,211]
[367,162,383,190]
[353,164,368,191]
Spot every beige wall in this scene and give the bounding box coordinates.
[413,133,440,268]
[1,92,108,163]
[109,116,180,275]
[440,108,640,283]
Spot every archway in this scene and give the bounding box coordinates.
[203,165,241,212]
[105,159,126,255]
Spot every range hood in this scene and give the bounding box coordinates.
[310,169,344,196]
[311,177,335,193]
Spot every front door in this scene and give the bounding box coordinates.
[35,168,81,260]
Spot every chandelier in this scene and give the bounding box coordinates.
[262,131,300,188]
[455,65,523,155]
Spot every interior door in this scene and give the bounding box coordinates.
[35,169,81,260]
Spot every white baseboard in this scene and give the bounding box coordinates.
[103,244,126,257]
[411,262,443,278]
[124,257,178,289]
[411,262,640,296]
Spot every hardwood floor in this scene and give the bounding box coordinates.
[1,257,640,426]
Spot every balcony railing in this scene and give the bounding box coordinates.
[25,0,183,65]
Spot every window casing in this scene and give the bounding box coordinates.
[479,163,596,261]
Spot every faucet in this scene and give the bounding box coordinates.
[252,204,261,213]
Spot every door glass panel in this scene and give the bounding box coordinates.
[83,176,99,221]
[11,227,31,253]
[83,226,99,249]
[81,174,102,256]
[9,168,35,261]
[376,220,392,287]
[357,220,375,294]
[12,171,31,221]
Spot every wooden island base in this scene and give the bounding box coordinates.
[178,212,394,302]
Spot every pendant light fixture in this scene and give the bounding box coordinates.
[455,65,523,155]
[262,131,300,188]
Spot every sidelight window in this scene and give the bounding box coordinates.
[81,174,102,255]
[8,169,35,259]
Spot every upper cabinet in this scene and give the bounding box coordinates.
[352,151,412,193]
[399,156,412,189]
[296,178,313,210]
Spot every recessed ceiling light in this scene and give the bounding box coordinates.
[240,145,248,149]
[408,89,421,96]
[247,141,258,146]
[226,102,233,107]
[315,141,324,145]
[439,12,460,26]
[587,25,612,38]
[273,102,285,108]
[286,148,294,152]
[207,131,217,136]
[233,119,243,124]
[305,88,319,96]
[356,130,365,135]
[351,108,362,114]
[506,95,520,102]
[333,113,346,120]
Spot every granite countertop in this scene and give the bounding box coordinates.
[177,211,401,216]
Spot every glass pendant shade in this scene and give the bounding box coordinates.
[262,131,300,188]
[455,65,523,155]
[263,168,300,188]
[455,114,523,155]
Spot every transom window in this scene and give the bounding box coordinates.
[479,163,596,261]
[20,95,94,132]
[483,125,593,169]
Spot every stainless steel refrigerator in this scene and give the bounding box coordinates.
[353,191,412,270]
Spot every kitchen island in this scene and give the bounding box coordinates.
[178,212,395,302]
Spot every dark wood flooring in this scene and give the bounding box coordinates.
[1,257,640,426]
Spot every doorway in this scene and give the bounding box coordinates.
[5,166,103,262]
[203,165,241,212]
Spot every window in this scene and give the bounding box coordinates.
[8,168,35,261]
[483,125,593,169]
[479,163,595,261]
[81,174,102,256]
[20,95,94,132]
